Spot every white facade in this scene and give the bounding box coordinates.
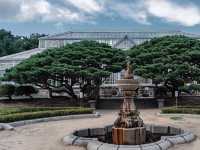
[0,48,45,76]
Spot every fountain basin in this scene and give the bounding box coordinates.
[116,79,139,91]
[112,127,146,145]
[116,79,139,85]
[62,124,195,150]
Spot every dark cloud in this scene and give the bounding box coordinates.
[0,0,20,20]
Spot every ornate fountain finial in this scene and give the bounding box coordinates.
[125,56,133,79]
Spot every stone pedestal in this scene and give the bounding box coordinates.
[88,100,96,109]
[157,99,165,108]
[112,127,146,145]
[112,61,146,145]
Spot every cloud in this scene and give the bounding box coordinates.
[0,0,105,23]
[17,0,81,22]
[109,0,200,26]
[65,0,104,13]
[111,2,150,25]
[0,0,83,23]
[0,0,200,27]
[144,0,200,26]
[0,0,21,20]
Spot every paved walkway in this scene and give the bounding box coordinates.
[0,109,199,150]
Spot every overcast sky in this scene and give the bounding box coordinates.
[1,0,200,35]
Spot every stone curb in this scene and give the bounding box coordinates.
[0,113,100,130]
[63,124,196,150]
[0,123,14,131]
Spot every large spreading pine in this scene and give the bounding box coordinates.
[128,36,200,96]
[3,41,126,101]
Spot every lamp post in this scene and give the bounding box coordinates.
[175,91,178,108]
[79,91,83,107]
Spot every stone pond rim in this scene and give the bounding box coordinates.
[62,124,196,150]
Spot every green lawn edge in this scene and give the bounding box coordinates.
[161,106,200,114]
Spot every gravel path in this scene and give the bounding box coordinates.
[0,109,199,150]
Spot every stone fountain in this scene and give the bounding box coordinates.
[112,62,146,145]
[62,62,196,150]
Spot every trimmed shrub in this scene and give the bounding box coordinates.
[0,84,15,100]
[0,107,81,115]
[162,106,200,114]
[15,85,38,97]
[0,107,93,123]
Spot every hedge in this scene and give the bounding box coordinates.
[0,107,93,123]
[161,106,200,114]
[0,84,15,99]
[0,107,81,115]
[0,84,39,99]
[15,85,38,97]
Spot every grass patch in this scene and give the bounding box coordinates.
[170,116,183,120]
[0,107,93,123]
[162,106,200,114]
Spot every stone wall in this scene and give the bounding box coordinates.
[98,96,200,109]
[176,96,200,106]
[1,96,199,109]
[97,98,158,109]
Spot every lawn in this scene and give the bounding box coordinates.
[0,107,93,123]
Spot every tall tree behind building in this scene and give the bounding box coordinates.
[0,29,45,56]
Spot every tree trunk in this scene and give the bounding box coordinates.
[48,88,53,98]
[70,92,78,101]
[64,85,79,105]
[172,89,175,97]
[8,95,12,100]
[93,84,100,107]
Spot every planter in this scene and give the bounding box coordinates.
[88,100,96,109]
[157,99,165,108]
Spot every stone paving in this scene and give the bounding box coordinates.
[0,109,199,150]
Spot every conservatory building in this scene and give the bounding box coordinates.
[38,31,200,50]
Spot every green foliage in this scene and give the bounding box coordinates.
[179,84,200,94]
[128,36,200,96]
[179,84,200,91]
[0,29,45,56]
[162,106,200,114]
[170,116,183,120]
[129,36,200,81]
[3,41,126,100]
[15,85,38,97]
[0,107,80,115]
[0,107,93,123]
[0,84,15,99]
